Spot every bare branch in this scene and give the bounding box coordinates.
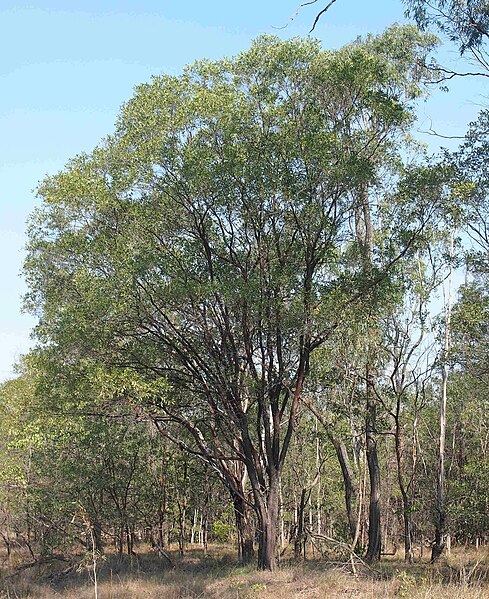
[310,0,338,32]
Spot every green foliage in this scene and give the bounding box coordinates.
[15,28,484,570]
[212,519,234,543]
[405,0,489,56]
[25,29,439,369]
[450,457,489,540]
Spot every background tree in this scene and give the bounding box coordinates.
[405,0,489,70]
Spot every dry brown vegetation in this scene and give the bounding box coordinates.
[1,545,489,599]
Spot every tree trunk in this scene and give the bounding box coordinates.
[117,526,124,557]
[125,524,134,555]
[431,232,453,563]
[256,483,280,571]
[232,493,254,565]
[93,521,103,554]
[397,459,414,563]
[402,499,414,563]
[365,365,381,563]
[333,439,358,541]
[355,184,381,563]
[301,397,358,543]
[158,514,169,548]
[394,413,413,562]
[431,357,448,562]
[191,509,197,545]
[177,506,186,556]
[294,488,308,561]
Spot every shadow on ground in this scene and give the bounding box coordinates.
[1,545,489,598]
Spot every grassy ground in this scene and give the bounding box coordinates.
[1,545,488,598]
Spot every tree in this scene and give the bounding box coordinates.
[25,30,438,570]
[307,0,489,72]
[0,356,225,565]
[377,258,437,563]
[445,277,489,544]
[404,0,489,67]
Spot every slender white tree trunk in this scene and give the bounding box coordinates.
[432,231,454,562]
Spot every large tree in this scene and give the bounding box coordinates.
[25,29,438,570]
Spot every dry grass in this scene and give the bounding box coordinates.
[1,545,489,598]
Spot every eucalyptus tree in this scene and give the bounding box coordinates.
[404,0,489,68]
[375,262,437,562]
[445,278,489,542]
[308,0,489,69]
[25,29,439,570]
[0,366,152,558]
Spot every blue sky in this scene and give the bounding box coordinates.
[0,0,486,380]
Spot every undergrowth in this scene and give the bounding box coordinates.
[1,545,488,598]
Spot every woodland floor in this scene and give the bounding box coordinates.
[1,544,489,598]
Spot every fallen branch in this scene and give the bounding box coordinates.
[304,528,381,576]
[5,554,71,579]
[152,543,175,569]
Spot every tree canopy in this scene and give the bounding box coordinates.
[21,27,446,570]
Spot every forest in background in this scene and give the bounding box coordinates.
[1,1,489,595]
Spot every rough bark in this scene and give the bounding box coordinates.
[356,186,381,563]
[93,521,104,554]
[365,365,382,563]
[294,488,308,561]
[256,481,280,570]
[232,493,255,565]
[334,439,358,541]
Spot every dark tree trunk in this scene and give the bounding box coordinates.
[93,521,103,554]
[158,513,169,548]
[232,493,254,565]
[395,419,415,563]
[333,439,358,541]
[125,524,134,555]
[301,397,358,544]
[431,509,446,563]
[294,488,308,561]
[256,483,280,571]
[354,185,381,563]
[177,507,186,556]
[117,526,124,557]
[403,501,414,563]
[202,512,208,554]
[365,367,381,563]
